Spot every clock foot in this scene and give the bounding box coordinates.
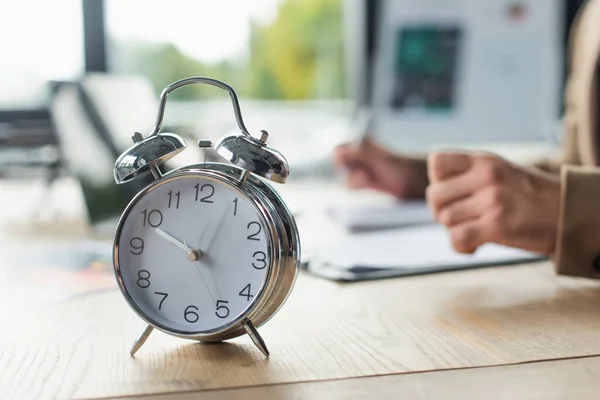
[243,319,269,358]
[130,324,154,356]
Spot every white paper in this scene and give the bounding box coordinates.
[307,225,541,278]
[327,200,434,231]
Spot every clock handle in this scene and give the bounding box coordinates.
[243,319,270,358]
[148,77,253,139]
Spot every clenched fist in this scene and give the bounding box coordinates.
[426,151,561,255]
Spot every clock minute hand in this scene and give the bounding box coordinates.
[198,203,230,251]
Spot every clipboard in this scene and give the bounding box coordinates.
[302,225,544,282]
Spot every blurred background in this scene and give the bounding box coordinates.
[0,0,586,297]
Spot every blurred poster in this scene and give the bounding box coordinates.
[392,26,463,112]
[372,0,562,150]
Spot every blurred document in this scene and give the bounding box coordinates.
[327,201,434,231]
[306,225,542,281]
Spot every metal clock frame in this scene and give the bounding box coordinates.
[113,162,300,356]
[112,77,300,357]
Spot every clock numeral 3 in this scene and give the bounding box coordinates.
[155,292,168,310]
[136,270,151,288]
[215,300,230,319]
[184,305,199,323]
[247,221,261,241]
[142,209,163,227]
[239,284,254,302]
[195,183,214,203]
[167,190,181,209]
[129,237,144,255]
[252,251,267,270]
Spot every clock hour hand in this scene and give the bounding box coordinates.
[156,228,203,260]
[156,228,189,253]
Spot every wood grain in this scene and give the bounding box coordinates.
[4,261,600,399]
[119,355,600,400]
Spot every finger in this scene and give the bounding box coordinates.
[333,144,355,166]
[426,168,483,213]
[346,169,371,189]
[436,194,482,227]
[428,151,472,182]
[436,185,502,227]
[448,219,490,254]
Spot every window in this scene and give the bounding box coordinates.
[105,0,346,101]
[0,0,84,109]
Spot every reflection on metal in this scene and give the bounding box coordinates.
[114,133,186,184]
[215,132,290,183]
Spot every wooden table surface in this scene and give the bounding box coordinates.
[3,178,600,399]
[4,260,600,399]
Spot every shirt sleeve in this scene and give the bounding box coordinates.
[554,165,600,279]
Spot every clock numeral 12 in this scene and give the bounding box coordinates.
[167,190,180,209]
[194,183,214,203]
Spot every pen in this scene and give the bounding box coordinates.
[350,107,373,150]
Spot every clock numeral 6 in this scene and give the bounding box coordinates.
[129,237,144,255]
[252,251,267,270]
[215,300,230,319]
[239,284,254,302]
[184,305,199,323]
[247,221,261,241]
[136,270,151,288]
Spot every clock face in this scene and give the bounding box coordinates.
[115,174,271,334]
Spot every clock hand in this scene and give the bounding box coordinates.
[156,228,203,259]
[183,241,219,305]
[155,228,189,253]
[198,202,230,252]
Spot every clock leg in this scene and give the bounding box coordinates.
[129,324,154,356]
[243,319,270,358]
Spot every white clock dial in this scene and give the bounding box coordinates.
[115,174,271,334]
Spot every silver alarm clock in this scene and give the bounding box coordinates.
[112,77,300,357]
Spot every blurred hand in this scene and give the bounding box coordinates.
[426,151,561,255]
[334,138,424,199]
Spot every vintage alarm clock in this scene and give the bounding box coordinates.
[112,77,300,357]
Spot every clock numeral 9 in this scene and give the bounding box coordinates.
[136,270,151,288]
[247,221,261,241]
[195,183,214,203]
[239,284,254,301]
[167,190,180,209]
[252,251,267,270]
[184,305,199,323]
[215,300,230,319]
[129,237,144,255]
[142,209,163,227]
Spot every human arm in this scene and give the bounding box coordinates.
[334,138,428,199]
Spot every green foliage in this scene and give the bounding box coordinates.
[110,0,345,100]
